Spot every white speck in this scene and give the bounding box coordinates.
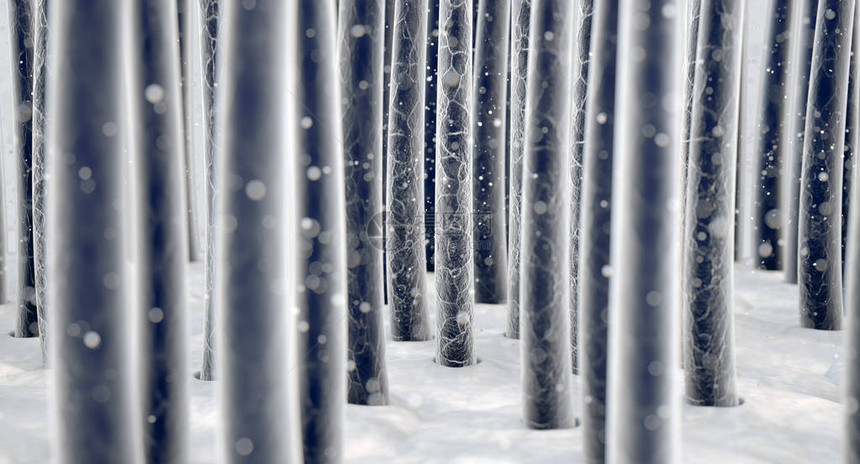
[366,378,380,393]
[102,122,118,137]
[644,414,661,431]
[645,291,661,307]
[456,311,470,326]
[441,69,460,88]
[533,201,548,215]
[307,166,322,180]
[359,302,371,313]
[493,118,502,128]
[297,320,310,332]
[244,179,267,200]
[544,31,554,41]
[596,112,608,124]
[148,307,164,323]
[350,25,366,37]
[818,171,829,182]
[661,3,677,18]
[601,265,613,278]
[301,116,313,129]
[318,334,327,344]
[758,242,774,258]
[235,438,254,456]
[144,84,165,103]
[813,259,828,272]
[825,9,836,20]
[83,331,101,349]
[147,415,157,424]
[78,166,92,180]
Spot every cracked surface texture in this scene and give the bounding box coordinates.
[506,0,530,340]
[198,0,219,381]
[339,0,390,405]
[387,0,431,342]
[568,0,592,376]
[520,0,574,430]
[32,0,48,357]
[683,0,742,408]
[435,0,476,368]
[798,0,855,331]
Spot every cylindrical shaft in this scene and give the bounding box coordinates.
[386,0,431,342]
[435,0,476,367]
[47,2,137,461]
[295,1,348,462]
[798,0,855,330]
[339,0,390,405]
[606,0,682,462]
[520,0,575,430]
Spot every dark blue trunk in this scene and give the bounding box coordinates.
[579,0,618,459]
[520,0,574,430]
[339,0,390,406]
[797,0,855,331]
[683,0,743,408]
[47,2,136,461]
[472,0,510,304]
[133,1,191,461]
[296,1,348,462]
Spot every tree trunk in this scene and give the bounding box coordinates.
[216,2,303,462]
[753,0,793,270]
[198,0,219,381]
[798,0,855,331]
[435,0,476,368]
[339,0,390,405]
[606,0,682,461]
[580,0,618,459]
[506,0,530,340]
[131,1,191,461]
[425,0,439,273]
[844,2,860,460]
[10,0,38,339]
[520,0,575,430]
[472,0,509,304]
[295,1,348,462]
[683,0,743,408]
[47,2,136,461]
[386,0,431,342]
[177,0,201,263]
[783,0,820,283]
[31,0,48,358]
[843,23,859,279]
[568,0,593,376]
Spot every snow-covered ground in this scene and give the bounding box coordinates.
[0,262,844,464]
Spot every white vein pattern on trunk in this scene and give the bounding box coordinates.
[295,1,348,462]
[339,0,391,405]
[798,0,855,331]
[11,0,39,339]
[506,0,530,340]
[32,0,48,359]
[472,0,509,304]
[579,0,619,460]
[606,0,681,462]
[520,0,575,430]
[386,0,431,342]
[436,0,476,367]
[683,0,743,408]
[198,0,219,381]
[568,0,593,376]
